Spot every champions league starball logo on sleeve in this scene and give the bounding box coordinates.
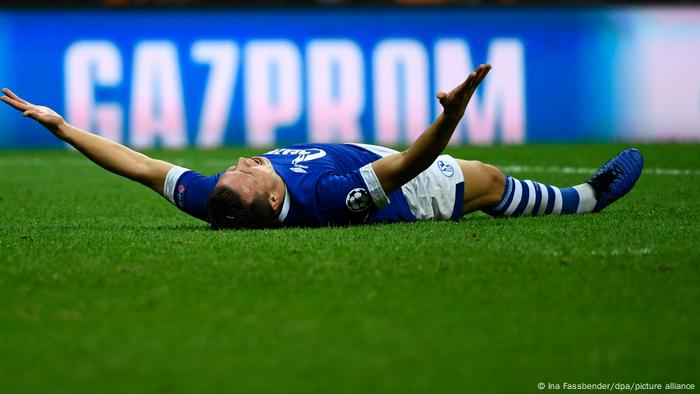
[346,188,371,212]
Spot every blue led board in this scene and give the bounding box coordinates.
[0,8,698,148]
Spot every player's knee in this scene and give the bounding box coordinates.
[479,162,506,204]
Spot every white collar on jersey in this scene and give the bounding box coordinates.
[277,186,290,223]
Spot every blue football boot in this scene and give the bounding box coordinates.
[587,148,644,212]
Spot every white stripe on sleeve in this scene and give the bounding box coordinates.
[163,166,190,205]
[359,163,390,208]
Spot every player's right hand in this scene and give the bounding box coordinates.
[1,88,66,138]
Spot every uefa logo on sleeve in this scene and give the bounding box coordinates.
[437,160,454,177]
[346,188,371,212]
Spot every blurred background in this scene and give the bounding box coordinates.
[5,0,700,6]
[0,0,698,148]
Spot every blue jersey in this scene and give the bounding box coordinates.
[163,143,417,227]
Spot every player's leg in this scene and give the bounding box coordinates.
[456,159,506,214]
[458,148,644,217]
[457,158,600,216]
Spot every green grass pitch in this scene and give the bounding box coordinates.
[0,143,698,393]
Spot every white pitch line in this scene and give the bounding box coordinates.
[0,157,699,177]
[543,247,654,257]
[497,165,700,177]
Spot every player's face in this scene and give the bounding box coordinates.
[216,156,280,207]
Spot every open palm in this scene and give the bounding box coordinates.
[436,64,491,121]
[1,88,65,135]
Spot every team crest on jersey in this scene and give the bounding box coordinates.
[345,188,371,212]
[437,160,454,177]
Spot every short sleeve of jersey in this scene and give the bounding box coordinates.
[315,164,390,225]
[163,166,221,222]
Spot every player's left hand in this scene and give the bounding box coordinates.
[436,64,491,122]
[1,88,66,137]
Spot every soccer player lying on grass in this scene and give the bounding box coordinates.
[1,64,644,230]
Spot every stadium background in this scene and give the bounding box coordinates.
[0,4,698,149]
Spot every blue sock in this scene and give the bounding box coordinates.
[488,175,597,217]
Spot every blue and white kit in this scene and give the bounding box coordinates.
[163,143,465,227]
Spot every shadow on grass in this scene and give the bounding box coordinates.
[38,214,552,235]
[42,222,209,232]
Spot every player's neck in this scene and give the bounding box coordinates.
[273,176,287,217]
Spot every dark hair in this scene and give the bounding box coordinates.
[206,185,276,230]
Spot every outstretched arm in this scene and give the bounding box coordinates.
[371,64,491,194]
[1,88,174,194]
